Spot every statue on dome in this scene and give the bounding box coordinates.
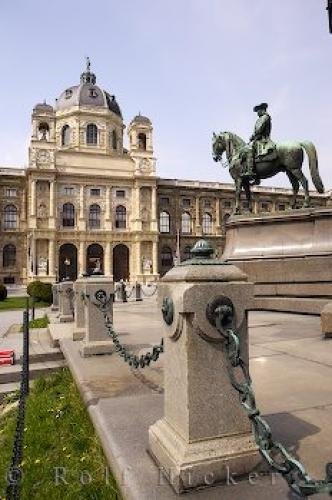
[212,103,324,214]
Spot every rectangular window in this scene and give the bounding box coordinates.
[204,199,211,208]
[223,200,232,208]
[64,187,74,196]
[160,197,169,206]
[116,190,125,198]
[182,198,191,207]
[90,188,101,196]
[278,204,286,211]
[261,202,270,212]
[5,188,17,197]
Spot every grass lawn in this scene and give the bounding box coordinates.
[0,297,50,311]
[0,369,121,499]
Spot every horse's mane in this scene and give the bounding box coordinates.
[223,131,246,148]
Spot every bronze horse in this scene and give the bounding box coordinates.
[212,131,324,214]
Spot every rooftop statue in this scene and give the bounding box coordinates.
[212,103,324,214]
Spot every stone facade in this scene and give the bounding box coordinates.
[0,64,330,284]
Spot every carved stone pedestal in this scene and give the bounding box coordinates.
[148,241,260,493]
[73,278,86,341]
[80,276,114,357]
[58,281,74,323]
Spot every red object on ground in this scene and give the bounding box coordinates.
[0,356,14,366]
[0,349,14,357]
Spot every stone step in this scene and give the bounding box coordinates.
[18,350,64,364]
[0,360,67,384]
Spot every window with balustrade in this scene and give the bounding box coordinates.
[62,203,75,227]
[160,211,170,233]
[202,212,212,234]
[3,244,16,267]
[3,205,18,229]
[89,204,101,229]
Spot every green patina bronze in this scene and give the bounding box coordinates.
[212,104,325,214]
[179,240,230,266]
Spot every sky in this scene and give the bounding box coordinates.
[0,0,331,190]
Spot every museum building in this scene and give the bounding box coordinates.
[0,64,329,284]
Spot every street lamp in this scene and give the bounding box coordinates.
[64,257,71,281]
[327,0,332,33]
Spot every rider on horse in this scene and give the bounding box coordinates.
[242,103,275,184]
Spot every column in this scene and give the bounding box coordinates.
[195,196,201,235]
[105,241,111,276]
[49,180,55,229]
[30,180,36,217]
[31,237,37,276]
[152,241,158,276]
[151,186,158,232]
[136,241,141,276]
[79,241,85,276]
[105,186,112,230]
[215,197,221,234]
[21,188,26,221]
[79,185,85,230]
[48,239,55,277]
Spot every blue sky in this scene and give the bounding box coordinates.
[0,0,331,189]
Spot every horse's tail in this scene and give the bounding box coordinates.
[300,141,324,193]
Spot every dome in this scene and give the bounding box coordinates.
[33,101,54,114]
[55,61,122,118]
[131,114,151,125]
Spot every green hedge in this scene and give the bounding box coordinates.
[0,284,7,301]
[27,281,52,305]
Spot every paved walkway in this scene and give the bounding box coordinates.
[58,298,331,500]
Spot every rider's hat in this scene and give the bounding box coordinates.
[253,102,268,112]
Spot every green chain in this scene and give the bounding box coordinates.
[215,309,332,498]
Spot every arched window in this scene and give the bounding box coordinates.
[38,122,49,141]
[161,247,173,267]
[86,123,98,145]
[62,203,75,227]
[138,133,147,150]
[202,212,212,234]
[61,125,70,146]
[3,244,16,267]
[160,211,170,233]
[112,129,117,150]
[115,205,126,229]
[3,205,17,229]
[181,212,191,234]
[183,245,192,261]
[89,204,101,229]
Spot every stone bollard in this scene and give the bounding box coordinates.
[121,281,127,303]
[115,282,122,302]
[148,240,260,493]
[51,283,59,311]
[134,282,143,302]
[58,280,74,323]
[321,302,332,339]
[73,277,87,341]
[80,275,114,357]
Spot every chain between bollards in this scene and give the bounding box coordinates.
[210,300,332,498]
[92,290,164,368]
[6,304,30,500]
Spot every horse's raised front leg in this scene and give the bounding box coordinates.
[234,179,242,215]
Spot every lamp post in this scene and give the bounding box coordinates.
[64,257,70,281]
[327,0,332,33]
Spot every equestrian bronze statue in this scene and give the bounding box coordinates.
[212,103,324,214]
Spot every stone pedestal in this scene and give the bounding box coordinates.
[223,209,332,315]
[80,276,114,357]
[58,281,74,323]
[148,241,260,493]
[321,302,332,339]
[73,278,86,341]
[51,283,59,311]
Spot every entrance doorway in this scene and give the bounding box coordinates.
[59,243,77,281]
[113,244,129,281]
[86,243,104,275]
